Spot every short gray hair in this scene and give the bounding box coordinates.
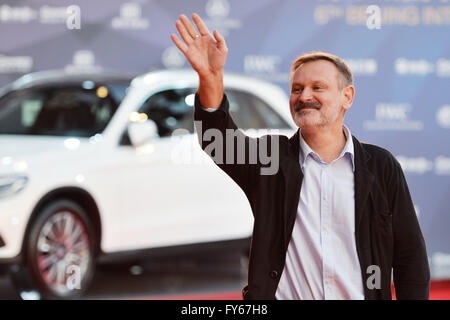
[291,51,354,89]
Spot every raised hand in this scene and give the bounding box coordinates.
[171,13,227,108]
[171,13,227,77]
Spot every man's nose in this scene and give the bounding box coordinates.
[298,87,313,102]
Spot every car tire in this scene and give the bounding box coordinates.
[12,199,96,299]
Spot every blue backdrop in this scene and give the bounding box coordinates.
[0,0,449,278]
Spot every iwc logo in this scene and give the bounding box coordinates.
[363,103,424,131]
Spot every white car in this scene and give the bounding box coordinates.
[0,69,295,299]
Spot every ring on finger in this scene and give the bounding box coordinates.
[194,34,200,39]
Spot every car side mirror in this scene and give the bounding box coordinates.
[127,120,158,147]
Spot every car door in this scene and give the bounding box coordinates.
[112,87,291,251]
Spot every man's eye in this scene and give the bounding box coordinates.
[313,86,322,90]
[292,88,302,93]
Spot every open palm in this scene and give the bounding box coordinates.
[171,14,227,77]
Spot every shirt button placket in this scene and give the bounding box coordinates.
[321,165,332,299]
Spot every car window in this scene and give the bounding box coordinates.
[135,88,290,139]
[0,83,126,137]
[227,90,290,129]
[138,88,196,138]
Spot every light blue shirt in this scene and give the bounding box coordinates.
[275,125,365,300]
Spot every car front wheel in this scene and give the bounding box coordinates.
[11,199,96,299]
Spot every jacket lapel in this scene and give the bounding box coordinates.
[352,136,375,233]
[280,129,303,249]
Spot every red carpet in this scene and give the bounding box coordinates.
[142,280,450,300]
[392,280,450,300]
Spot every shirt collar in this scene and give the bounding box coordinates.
[299,125,355,172]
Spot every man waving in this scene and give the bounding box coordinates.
[171,13,430,300]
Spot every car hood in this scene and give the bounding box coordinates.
[0,135,93,175]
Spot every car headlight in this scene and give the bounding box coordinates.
[0,175,28,199]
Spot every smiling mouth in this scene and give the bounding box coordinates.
[295,106,317,112]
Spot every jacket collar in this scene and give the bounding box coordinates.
[352,136,375,233]
[279,129,302,249]
[287,128,301,162]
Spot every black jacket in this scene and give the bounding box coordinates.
[194,94,430,300]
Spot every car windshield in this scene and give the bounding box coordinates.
[0,81,129,137]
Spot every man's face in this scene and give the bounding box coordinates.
[289,60,351,130]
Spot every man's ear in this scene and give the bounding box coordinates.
[342,85,355,111]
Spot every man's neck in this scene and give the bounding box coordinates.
[300,124,347,164]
